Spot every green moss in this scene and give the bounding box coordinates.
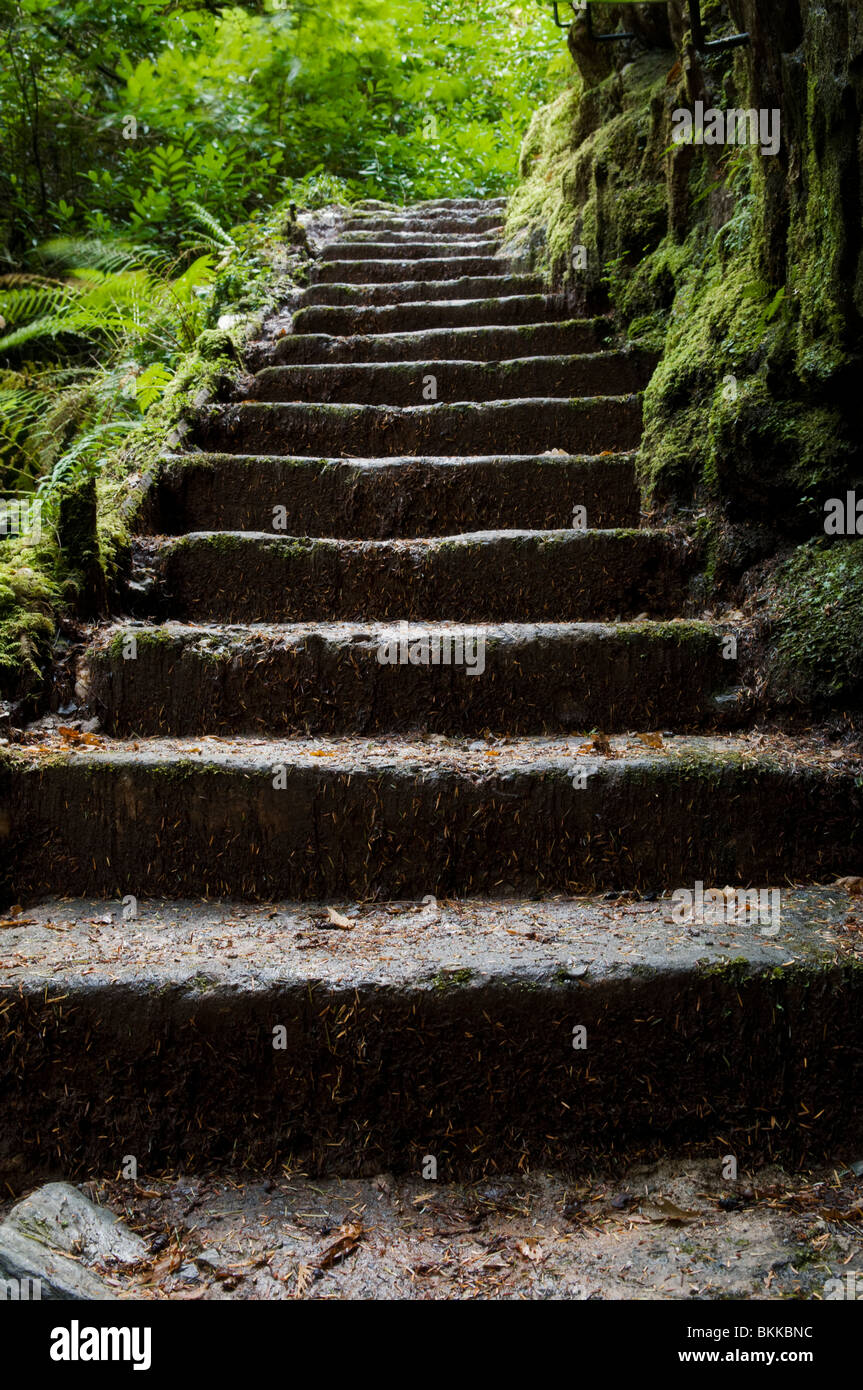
[697,956,751,984]
[432,968,475,990]
[0,552,58,701]
[106,627,175,660]
[614,620,715,646]
[764,540,863,706]
[511,17,862,580]
[506,55,670,287]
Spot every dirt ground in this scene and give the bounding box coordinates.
[5,1159,858,1301]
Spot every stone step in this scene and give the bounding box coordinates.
[333,229,504,247]
[311,256,517,284]
[246,354,657,405]
[341,214,504,235]
[291,295,566,335]
[1,890,858,1178]
[145,452,639,536]
[155,529,687,622]
[299,274,543,307]
[192,397,644,457]
[85,620,728,737]
[264,319,608,366]
[402,195,507,210]
[2,736,858,900]
[321,239,501,262]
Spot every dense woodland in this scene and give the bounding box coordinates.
[0,0,564,499]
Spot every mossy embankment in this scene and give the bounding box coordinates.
[0,206,313,713]
[507,0,863,710]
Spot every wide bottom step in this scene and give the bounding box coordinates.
[0,891,859,1180]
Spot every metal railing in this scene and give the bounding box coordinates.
[548,1,749,53]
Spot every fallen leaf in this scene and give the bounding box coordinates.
[516,1237,547,1263]
[326,907,354,930]
[316,1219,364,1270]
[637,732,664,749]
[645,1197,701,1224]
[834,876,863,897]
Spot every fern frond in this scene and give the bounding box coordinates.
[184,202,237,250]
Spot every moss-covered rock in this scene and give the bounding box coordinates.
[763,539,863,707]
[0,555,57,703]
[510,0,863,541]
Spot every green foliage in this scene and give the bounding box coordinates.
[1,0,562,254]
[0,0,564,500]
[766,541,863,706]
[0,549,57,699]
[0,0,564,696]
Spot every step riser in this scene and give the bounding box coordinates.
[193,398,644,458]
[4,760,858,899]
[340,215,503,234]
[299,275,543,306]
[88,625,724,736]
[3,953,858,1178]
[292,296,565,334]
[351,198,506,212]
[332,231,504,248]
[265,320,607,365]
[247,356,656,405]
[158,532,685,622]
[145,454,639,536]
[311,257,516,284]
[407,197,507,208]
[321,241,500,261]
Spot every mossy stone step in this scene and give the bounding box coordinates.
[341,214,504,234]
[263,319,606,366]
[401,195,507,210]
[193,397,643,457]
[321,240,501,262]
[3,736,858,899]
[332,230,504,247]
[300,273,543,306]
[246,354,657,405]
[86,620,728,737]
[292,296,567,334]
[145,452,639,535]
[311,256,517,284]
[2,890,857,1179]
[156,529,686,622]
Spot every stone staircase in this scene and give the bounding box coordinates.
[1,197,860,1184]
